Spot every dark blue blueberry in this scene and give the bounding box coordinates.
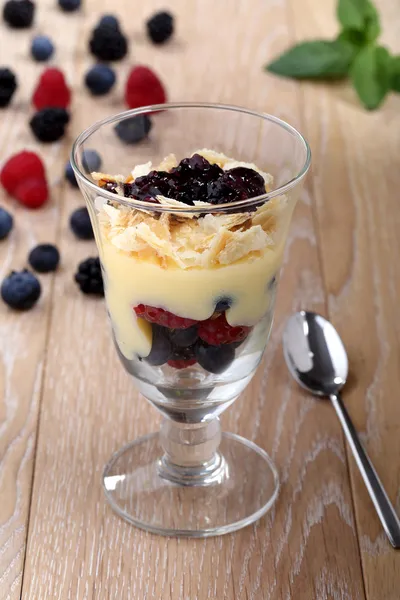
[146,11,174,44]
[85,64,116,96]
[0,207,13,240]
[114,115,152,144]
[28,244,60,273]
[145,325,172,366]
[99,14,120,30]
[31,36,54,62]
[195,342,235,374]
[1,269,41,310]
[215,297,232,312]
[58,0,81,12]
[82,149,102,173]
[65,160,78,187]
[70,206,94,240]
[170,325,198,348]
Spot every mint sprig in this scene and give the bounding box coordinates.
[265,0,399,110]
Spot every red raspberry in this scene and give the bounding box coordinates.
[32,68,71,110]
[134,304,198,329]
[167,358,197,369]
[0,151,45,194]
[198,313,250,346]
[14,178,48,209]
[125,65,167,109]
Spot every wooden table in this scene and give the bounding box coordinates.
[1,0,400,598]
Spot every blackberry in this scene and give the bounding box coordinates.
[146,11,174,44]
[0,207,13,240]
[89,24,128,61]
[74,257,104,296]
[3,0,34,28]
[31,36,54,62]
[85,64,116,95]
[114,115,152,144]
[0,68,17,108]
[29,107,70,142]
[28,243,60,273]
[1,269,41,310]
[70,206,94,240]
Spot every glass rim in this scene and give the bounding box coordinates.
[71,102,311,214]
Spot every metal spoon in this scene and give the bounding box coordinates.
[283,310,400,549]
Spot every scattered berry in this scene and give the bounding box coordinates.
[0,151,45,194]
[58,0,81,12]
[14,178,48,209]
[65,160,78,187]
[0,207,13,240]
[74,257,104,295]
[114,114,152,144]
[31,36,54,62]
[207,167,265,207]
[98,14,119,30]
[170,326,198,348]
[3,0,34,28]
[70,206,94,240]
[30,107,70,142]
[28,243,60,272]
[1,269,41,310]
[145,325,173,366]
[168,358,197,369]
[125,65,166,109]
[215,297,232,312]
[89,23,128,61]
[82,149,101,173]
[32,67,71,109]
[198,313,250,345]
[134,304,198,329]
[0,68,17,108]
[195,342,235,374]
[146,11,174,44]
[85,64,116,96]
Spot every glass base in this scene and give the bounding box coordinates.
[103,431,279,537]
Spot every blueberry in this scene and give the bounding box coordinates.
[0,207,13,240]
[99,14,120,30]
[65,160,78,187]
[1,269,41,310]
[170,325,198,348]
[70,206,94,240]
[82,149,102,173]
[85,64,116,96]
[145,325,172,365]
[114,115,152,144]
[28,243,60,273]
[31,35,54,62]
[215,297,232,312]
[195,342,235,374]
[58,0,81,12]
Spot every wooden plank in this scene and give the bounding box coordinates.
[6,0,366,598]
[288,0,400,598]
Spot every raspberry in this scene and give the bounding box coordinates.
[134,304,198,329]
[14,178,48,209]
[0,151,45,194]
[32,67,71,109]
[198,313,250,345]
[125,66,167,109]
[167,358,197,369]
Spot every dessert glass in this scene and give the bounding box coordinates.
[71,103,310,537]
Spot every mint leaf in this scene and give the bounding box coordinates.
[266,40,355,79]
[364,1,380,42]
[350,45,391,109]
[337,29,367,47]
[390,56,400,92]
[337,0,370,30]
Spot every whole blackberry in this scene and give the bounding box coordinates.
[0,68,17,108]
[146,11,174,44]
[30,107,70,142]
[89,24,128,61]
[74,257,104,296]
[3,0,34,28]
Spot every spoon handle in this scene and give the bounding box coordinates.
[330,393,400,549]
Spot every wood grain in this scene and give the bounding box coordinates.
[0,0,397,598]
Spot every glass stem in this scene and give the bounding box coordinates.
[158,417,226,486]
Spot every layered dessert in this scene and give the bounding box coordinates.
[92,149,291,378]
